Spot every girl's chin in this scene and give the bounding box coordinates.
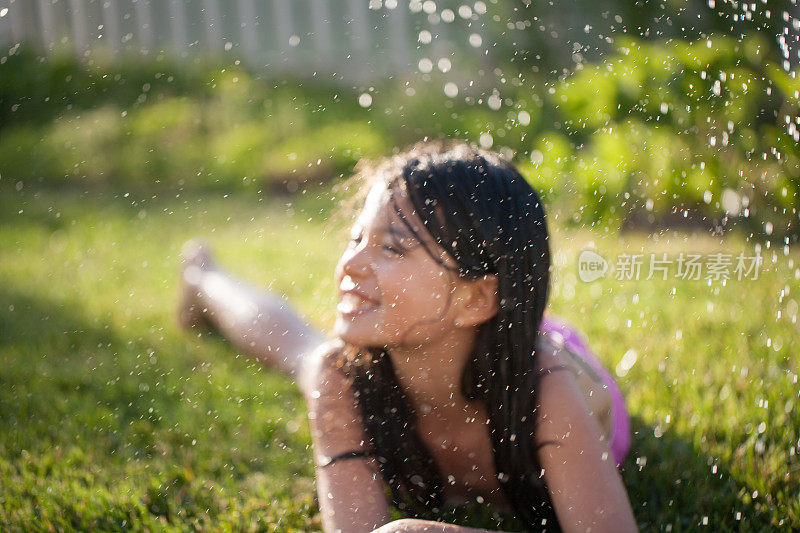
[333,317,372,343]
[333,317,393,348]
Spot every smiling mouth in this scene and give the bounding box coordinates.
[337,292,379,315]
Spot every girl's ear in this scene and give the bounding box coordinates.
[454,274,499,327]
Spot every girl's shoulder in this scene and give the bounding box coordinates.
[535,330,614,441]
[536,324,605,385]
[305,338,349,375]
[534,334,570,374]
[305,340,369,457]
[305,338,362,407]
[296,338,347,394]
[310,337,347,364]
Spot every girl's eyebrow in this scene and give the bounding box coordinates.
[351,222,413,242]
[387,226,414,240]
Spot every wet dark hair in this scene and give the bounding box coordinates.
[338,140,554,528]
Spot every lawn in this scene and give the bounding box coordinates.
[0,183,797,531]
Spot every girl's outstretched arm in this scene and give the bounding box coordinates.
[534,348,638,532]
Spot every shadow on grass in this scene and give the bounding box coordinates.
[622,414,772,531]
[0,283,285,454]
[0,284,318,528]
[0,282,256,463]
[0,285,115,352]
[0,285,163,453]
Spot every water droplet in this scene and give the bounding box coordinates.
[616,349,638,377]
[358,93,372,108]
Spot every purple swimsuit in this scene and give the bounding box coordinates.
[539,315,631,466]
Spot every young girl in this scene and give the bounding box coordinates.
[179,141,637,532]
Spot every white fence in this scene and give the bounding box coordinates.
[0,0,494,82]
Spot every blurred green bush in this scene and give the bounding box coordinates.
[532,35,799,234]
[1,37,797,235]
[0,51,395,191]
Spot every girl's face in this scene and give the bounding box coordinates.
[333,183,463,348]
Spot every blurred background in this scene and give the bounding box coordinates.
[1,0,798,231]
[1,1,799,530]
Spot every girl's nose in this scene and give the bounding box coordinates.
[340,247,372,277]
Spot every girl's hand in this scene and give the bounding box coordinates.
[371,519,497,533]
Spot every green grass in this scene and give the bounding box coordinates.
[0,184,797,531]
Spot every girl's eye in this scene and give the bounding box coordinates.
[347,230,403,256]
[383,245,403,257]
